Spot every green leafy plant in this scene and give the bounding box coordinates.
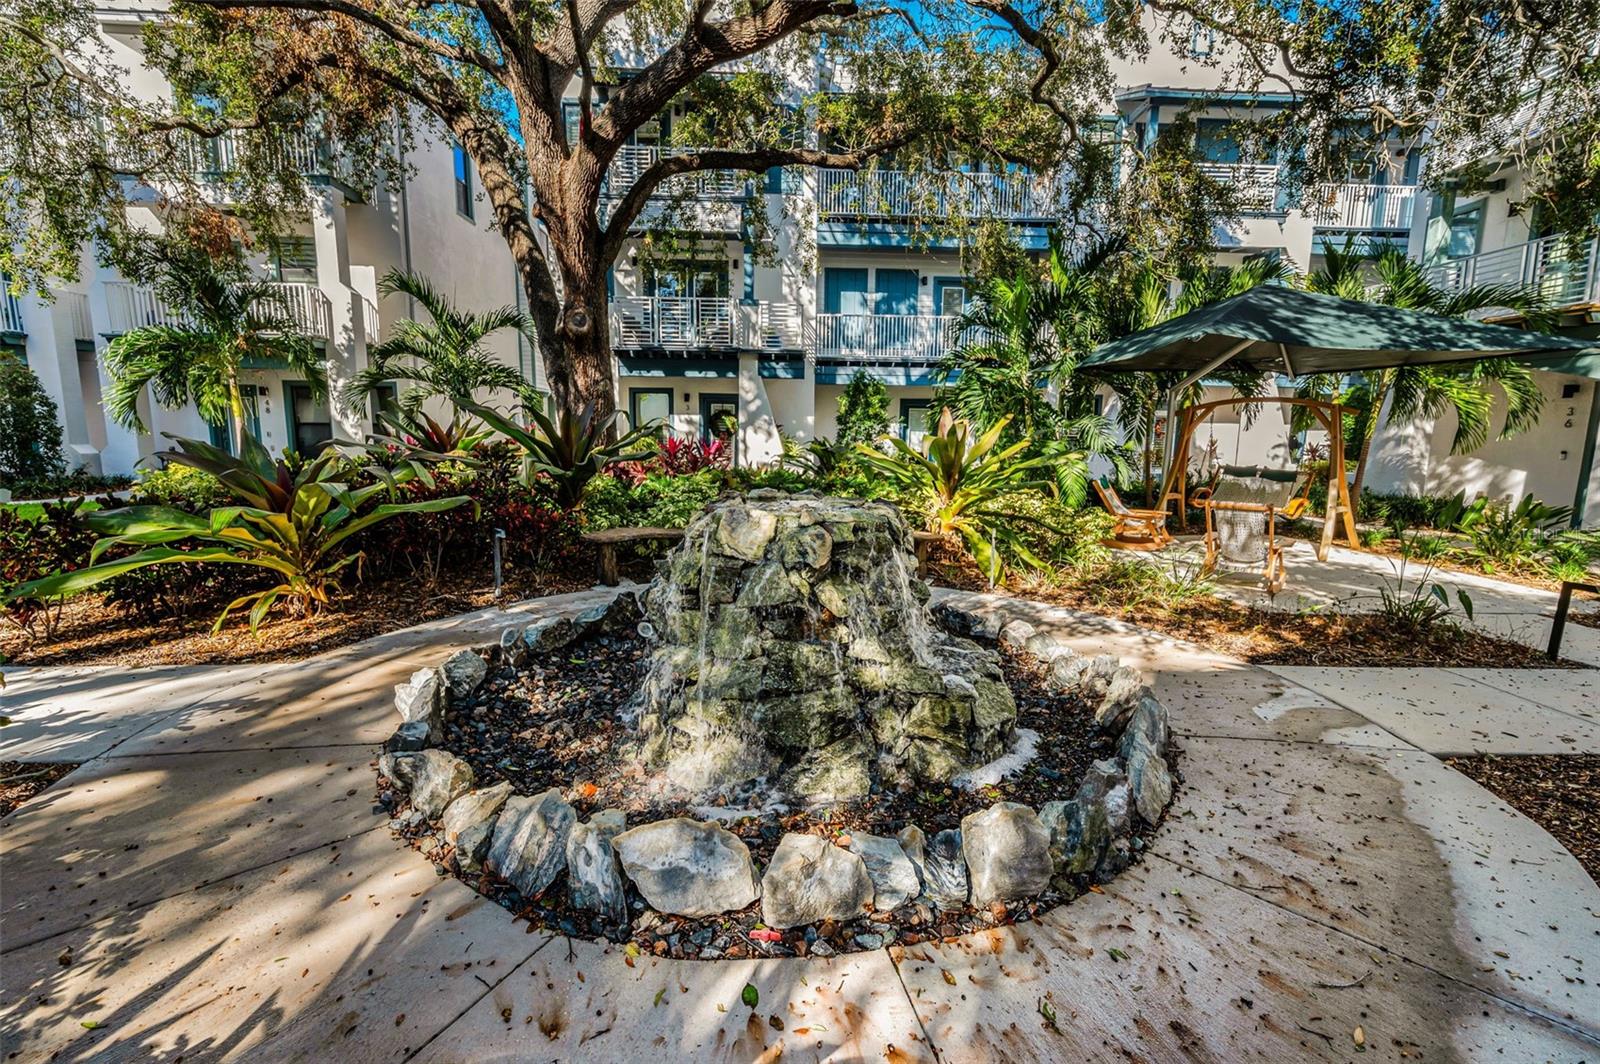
[460,399,653,508]
[853,411,1058,580]
[0,350,67,489]
[835,372,889,449]
[1454,492,1573,571]
[0,498,97,640]
[1378,496,1475,633]
[339,268,534,419]
[4,435,471,631]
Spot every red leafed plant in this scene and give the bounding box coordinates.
[658,435,730,475]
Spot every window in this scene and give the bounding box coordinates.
[453,142,473,220]
[1189,21,1215,57]
[936,281,967,317]
[646,260,728,298]
[286,382,333,454]
[629,388,673,432]
[271,237,318,284]
[1447,202,1484,259]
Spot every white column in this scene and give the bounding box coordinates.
[737,353,782,468]
[310,187,369,439]
[82,262,144,475]
[14,293,88,474]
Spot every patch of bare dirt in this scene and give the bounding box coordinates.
[0,762,77,818]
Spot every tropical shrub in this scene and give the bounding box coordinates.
[5,436,471,631]
[992,490,1114,569]
[0,350,67,489]
[835,372,889,448]
[1455,493,1573,571]
[0,499,97,639]
[461,399,653,508]
[853,412,1058,579]
[133,462,231,512]
[581,470,725,532]
[655,435,730,475]
[1377,496,1475,633]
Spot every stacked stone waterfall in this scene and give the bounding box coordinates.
[631,492,1019,801]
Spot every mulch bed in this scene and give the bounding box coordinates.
[1442,755,1600,886]
[925,549,1585,669]
[385,637,1170,959]
[0,762,77,818]
[1,563,593,669]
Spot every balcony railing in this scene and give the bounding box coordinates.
[188,129,342,179]
[606,146,748,201]
[816,169,1064,221]
[814,313,987,362]
[1428,233,1600,310]
[609,296,801,351]
[1308,183,1418,230]
[1,276,23,334]
[63,291,93,341]
[1198,163,1281,213]
[105,281,334,338]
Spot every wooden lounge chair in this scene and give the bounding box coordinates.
[1198,465,1299,593]
[1092,478,1172,550]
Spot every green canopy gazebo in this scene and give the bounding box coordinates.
[1079,284,1598,558]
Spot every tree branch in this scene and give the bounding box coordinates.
[564,0,594,144]
[963,0,1081,145]
[599,138,909,262]
[189,0,506,74]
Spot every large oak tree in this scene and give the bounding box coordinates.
[3,0,1598,419]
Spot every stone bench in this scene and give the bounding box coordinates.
[581,526,686,586]
[910,530,940,579]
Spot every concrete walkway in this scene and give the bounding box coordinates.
[2,588,1597,1061]
[1145,536,1600,666]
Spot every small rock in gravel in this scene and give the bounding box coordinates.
[441,649,489,701]
[853,932,885,950]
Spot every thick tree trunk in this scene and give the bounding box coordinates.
[226,366,248,450]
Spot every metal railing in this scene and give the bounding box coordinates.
[1428,233,1600,309]
[606,146,748,200]
[104,281,334,338]
[815,168,1065,220]
[813,313,981,362]
[1198,163,1281,213]
[1308,183,1418,230]
[0,276,23,334]
[609,296,801,350]
[63,291,93,340]
[188,129,341,178]
[360,295,380,344]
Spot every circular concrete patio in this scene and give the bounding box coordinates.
[2,587,1596,1061]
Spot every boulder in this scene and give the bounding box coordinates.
[1125,735,1174,823]
[378,752,418,789]
[383,720,430,753]
[485,788,576,899]
[407,749,475,819]
[997,619,1036,649]
[394,667,445,742]
[961,802,1053,906]
[612,818,759,918]
[441,649,488,701]
[761,834,874,928]
[522,616,577,655]
[575,592,642,635]
[921,828,969,910]
[848,832,921,910]
[441,781,512,873]
[1095,666,1150,733]
[1040,798,1105,877]
[1119,695,1171,757]
[715,506,778,561]
[565,809,628,924]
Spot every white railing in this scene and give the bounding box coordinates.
[189,129,340,177]
[814,313,979,362]
[104,281,333,338]
[606,146,747,200]
[1428,233,1600,309]
[360,295,380,344]
[609,296,802,350]
[1,276,23,334]
[63,291,93,340]
[1308,183,1417,230]
[816,169,1064,220]
[1199,163,1281,212]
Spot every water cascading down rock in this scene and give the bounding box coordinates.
[631,493,1018,801]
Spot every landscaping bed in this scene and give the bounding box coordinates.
[0,762,77,818]
[1443,754,1599,885]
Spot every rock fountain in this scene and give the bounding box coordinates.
[630,492,1018,801]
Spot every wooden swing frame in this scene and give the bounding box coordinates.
[1157,396,1359,562]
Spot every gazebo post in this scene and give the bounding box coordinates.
[1318,402,1358,559]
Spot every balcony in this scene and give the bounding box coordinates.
[1428,234,1600,310]
[1,276,22,335]
[609,296,801,351]
[105,281,334,339]
[188,129,345,180]
[1198,163,1281,213]
[1309,183,1417,230]
[63,291,93,341]
[816,169,1064,221]
[814,313,978,363]
[605,146,748,201]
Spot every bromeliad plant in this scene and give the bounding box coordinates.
[853,410,1061,581]
[459,399,654,508]
[3,435,471,632]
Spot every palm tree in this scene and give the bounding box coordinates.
[1297,240,1553,505]
[103,253,326,451]
[933,238,1126,503]
[339,268,534,420]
